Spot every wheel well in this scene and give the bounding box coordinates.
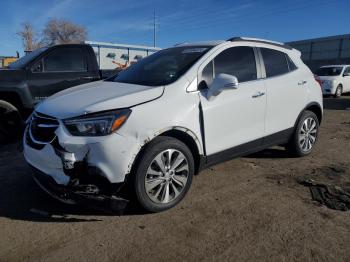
[0,92,23,113]
[305,104,323,123]
[160,130,202,174]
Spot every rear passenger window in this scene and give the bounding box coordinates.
[261,48,289,77]
[214,47,257,82]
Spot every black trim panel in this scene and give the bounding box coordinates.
[205,127,293,167]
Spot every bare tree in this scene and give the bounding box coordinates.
[17,22,43,52]
[42,18,87,45]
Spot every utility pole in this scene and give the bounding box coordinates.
[153,10,156,47]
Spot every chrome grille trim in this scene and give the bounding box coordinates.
[28,112,59,145]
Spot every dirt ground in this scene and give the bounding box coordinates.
[0,96,350,262]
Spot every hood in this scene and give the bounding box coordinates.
[36,80,164,119]
[0,69,26,82]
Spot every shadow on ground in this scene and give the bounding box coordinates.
[245,147,292,159]
[0,143,146,223]
[323,95,350,110]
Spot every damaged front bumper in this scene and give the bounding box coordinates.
[23,113,142,209]
[31,165,129,210]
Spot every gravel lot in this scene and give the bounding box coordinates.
[0,96,350,262]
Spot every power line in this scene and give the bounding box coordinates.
[161,0,341,33]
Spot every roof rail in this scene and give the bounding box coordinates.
[227,37,293,50]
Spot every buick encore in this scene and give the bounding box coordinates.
[24,37,323,212]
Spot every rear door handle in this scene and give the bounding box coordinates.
[252,91,265,98]
[298,80,307,86]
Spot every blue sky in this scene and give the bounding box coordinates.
[0,0,349,55]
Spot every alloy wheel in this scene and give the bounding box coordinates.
[145,149,189,204]
[298,117,318,152]
[336,86,342,97]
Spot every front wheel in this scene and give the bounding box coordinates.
[0,100,24,145]
[287,110,320,157]
[134,136,194,213]
[334,85,342,98]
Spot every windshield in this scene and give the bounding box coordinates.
[8,47,47,69]
[108,46,211,86]
[316,67,343,76]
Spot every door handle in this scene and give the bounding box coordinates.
[298,80,307,86]
[80,76,94,80]
[252,91,265,98]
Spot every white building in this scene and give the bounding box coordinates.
[85,41,161,70]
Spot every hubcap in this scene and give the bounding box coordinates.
[299,117,317,152]
[145,149,189,204]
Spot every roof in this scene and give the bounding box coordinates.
[85,41,161,51]
[175,40,225,47]
[175,37,294,51]
[228,37,293,50]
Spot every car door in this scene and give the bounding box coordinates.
[342,66,350,92]
[259,47,307,137]
[27,46,94,103]
[198,46,266,160]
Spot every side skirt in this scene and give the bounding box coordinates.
[204,128,294,168]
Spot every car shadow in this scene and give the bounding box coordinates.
[0,143,147,223]
[245,147,293,159]
[323,94,350,110]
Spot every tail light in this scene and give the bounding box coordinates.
[314,75,322,88]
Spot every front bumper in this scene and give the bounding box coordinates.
[23,124,141,185]
[31,165,129,210]
[23,115,142,209]
[321,82,336,95]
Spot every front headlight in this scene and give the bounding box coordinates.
[332,80,338,85]
[63,109,131,136]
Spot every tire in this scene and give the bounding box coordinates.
[0,100,24,145]
[134,136,194,212]
[334,85,342,98]
[287,110,320,157]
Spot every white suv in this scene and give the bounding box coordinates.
[23,37,323,212]
[315,65,350,97]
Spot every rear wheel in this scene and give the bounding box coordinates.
[134,136,194,212]
[287,110,319,157]
[334,85,342,98]
[0,100,24,145]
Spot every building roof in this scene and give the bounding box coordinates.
[85,41,161,51]
[287,34,350,45]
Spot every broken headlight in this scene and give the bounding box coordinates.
[63,109,131,136]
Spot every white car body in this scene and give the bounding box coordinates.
[316,65,350,96]
[23,37,323,209]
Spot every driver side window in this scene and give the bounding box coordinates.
[344,67,350,75]
[199,46,257,89]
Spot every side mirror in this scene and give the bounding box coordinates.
[343,72,350,77]
[207,73,239,98]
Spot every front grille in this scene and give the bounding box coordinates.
[29,112,59,144]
